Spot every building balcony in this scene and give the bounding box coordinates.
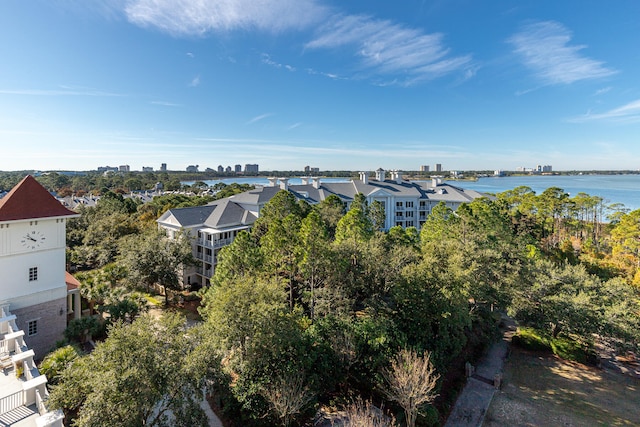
[0,306,64,427]
[195,254,214,263]
[196,268,213,278]
[198,238,233,250]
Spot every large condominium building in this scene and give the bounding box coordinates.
[157,169,487,289]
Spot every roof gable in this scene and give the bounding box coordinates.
[204,198,257,228]
[0,175,78,221]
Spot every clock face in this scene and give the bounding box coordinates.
[21,229,46,250]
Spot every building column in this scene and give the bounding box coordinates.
[74,291,81,320]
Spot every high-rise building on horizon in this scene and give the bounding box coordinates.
[435,163,442,172]
[160,163,167,172]
[245,164,259,174]
[420,165,429,172]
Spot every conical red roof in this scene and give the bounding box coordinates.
[0,175,77,221]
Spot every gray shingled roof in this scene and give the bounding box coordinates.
[229,186,282,205]
[226,179,489,206]
[158,198,257,229]
[158,178,488,231]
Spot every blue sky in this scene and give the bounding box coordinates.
[1,0,639,172]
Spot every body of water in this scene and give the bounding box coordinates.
[446,174,640,212]
[186,174,640,213]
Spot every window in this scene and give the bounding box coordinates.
[28,320,38,336]
[406,211,414,217]
[29,267,38,281]
[405,201,414,208]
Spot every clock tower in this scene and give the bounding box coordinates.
[0,175,79,356]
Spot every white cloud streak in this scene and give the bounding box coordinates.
[306,14,472,85]
[508,21,616,85]
[124,0,327,36]
[118,1,470,85]
[570,99,640,123]
[261,54,296,71]
[151,100,182,107]
[246,113,274,125]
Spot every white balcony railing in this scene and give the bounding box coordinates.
[0,390,22,415]
[199,238,233,249]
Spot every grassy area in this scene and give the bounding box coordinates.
[512,327,596,364]
[144,293,163,306]
[484,346,640,426]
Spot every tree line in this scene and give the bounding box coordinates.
[46,185,640,427]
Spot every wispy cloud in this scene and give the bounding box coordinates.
[151,100,182,107]
[508,21,616,85]
[305,68,345,80]
[246,113,274,125]
[261,54,296,72]
[118,1,470,86]
[189,75,201,87]
[569,99,640,123]
[305,14,472,85]
[287,122,302,130]
[594,87,612,96]
[124,0,327,36]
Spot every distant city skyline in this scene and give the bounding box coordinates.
[1,1,639,172]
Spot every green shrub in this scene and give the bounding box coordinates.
[417,405,439,427]
[511,327,551,352]
[183,291,201,302]
[64,316,102,343]
[40,345,82,385]
[512,327,597,365]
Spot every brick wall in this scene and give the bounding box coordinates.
[13,297,67,359]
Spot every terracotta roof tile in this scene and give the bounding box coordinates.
[0,175,78,221]
[66,271,81,291]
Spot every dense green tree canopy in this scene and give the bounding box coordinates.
[49,314,209,427]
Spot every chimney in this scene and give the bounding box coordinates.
[312,177,321,189]
[301,177,310,185]
[395,170,402,184]
[268,177,278,187]
[279,178,289,191]
[375,168,386,181]
[359,171,369,184]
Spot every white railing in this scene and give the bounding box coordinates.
[36,388,48,415]
[200,238,233,249]
[23,358,36,381]
[196,254,214,263]
[0,390,22,415]
[197,268,213,277]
